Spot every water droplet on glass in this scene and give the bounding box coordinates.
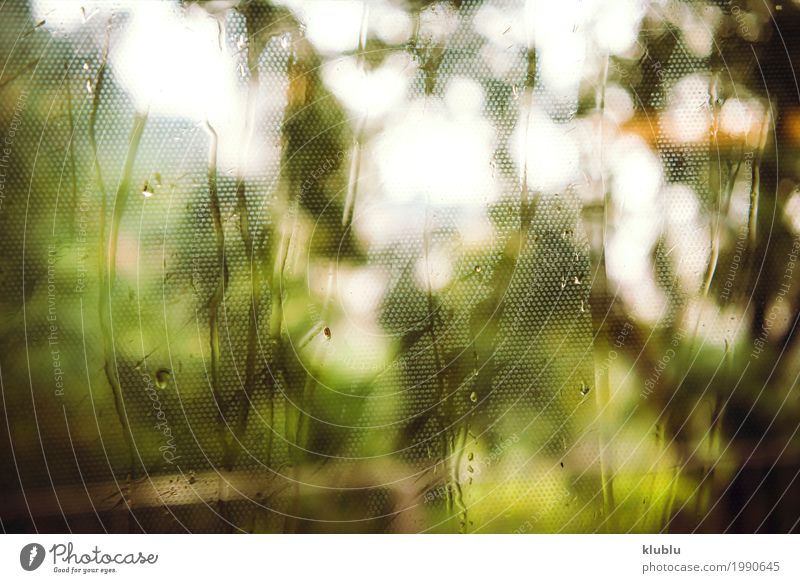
[80,6,98,23]
[155,368,171,389]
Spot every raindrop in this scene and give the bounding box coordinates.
[155,368,171,389]
[469,391,477,403]
[80,6,97,23]
[580,381,591,397]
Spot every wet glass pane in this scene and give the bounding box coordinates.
[0,0,798,533]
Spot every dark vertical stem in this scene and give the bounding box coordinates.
[342,3,369,229]
[589,54,616,529]
[203,121,231,464]
[747,111,769,250]
[274,49,302,532]
[228,32,263,471]
[90,27,109,286]
[694,74,732,518]
[411,4,470,531]
[107,113,148,283]
[519,48,537,232]
[88,25,138,494]
[98,109,148,473]
[65,64,77,237]
[99,110,148,464]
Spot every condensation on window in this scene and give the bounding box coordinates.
[0,0,798,533]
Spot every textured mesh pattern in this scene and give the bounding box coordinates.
[4,0,800,534]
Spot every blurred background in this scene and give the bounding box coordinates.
[1,0,799,533]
